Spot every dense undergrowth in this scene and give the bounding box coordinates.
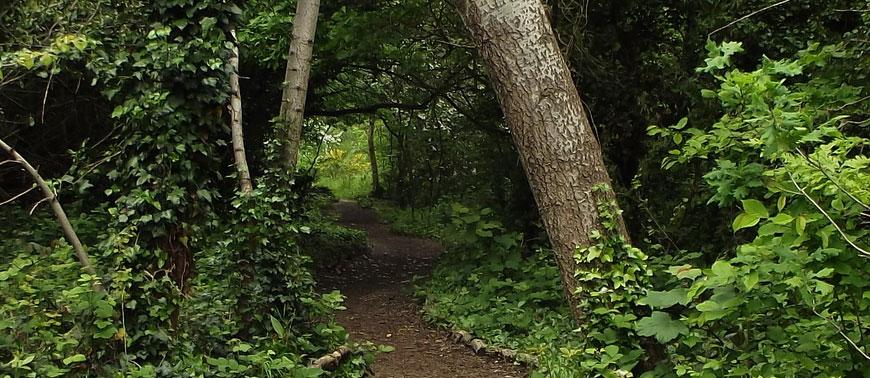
[376,40,870,377]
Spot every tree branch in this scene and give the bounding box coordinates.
[307,96,436,117]
[0,138,102,287]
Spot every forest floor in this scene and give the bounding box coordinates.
[318,200,527,378]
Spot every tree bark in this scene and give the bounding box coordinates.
[367,119,383,197]
[0,138,101,289]
[279,0,320,171]
[454,0,629,323]
[229,28,253,193]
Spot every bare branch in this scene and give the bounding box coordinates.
[0,185,36,206]
[0,137,102,289]
[812,306,870,361]
[29,195,52,215]
[709,0,792,37]
[788,171,870,257]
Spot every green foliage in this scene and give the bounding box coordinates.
[645,41,870,377]
[0,240,118,377]
[302,125,374,200]
[523,185,655,378]
[417,204,574,353]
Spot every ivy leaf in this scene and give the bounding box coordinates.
[636,311,688,343]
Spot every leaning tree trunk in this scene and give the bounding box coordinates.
[279,0,320,171]
[367,119,383,197]
[229,28,253,193]
[455,0,630,323]
[0,138,101,289]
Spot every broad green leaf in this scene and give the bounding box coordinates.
[636,311,688,343]
[796,215,807,235]
[741,199,769,218]
[638,288,689,309]
[771,213,793,225]
[732,212,760,231]
[743,271,759,291]
[63,354,86,365]
[270,315,285,338]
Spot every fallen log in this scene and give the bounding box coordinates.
[309,345,352,370]
[448,329,538,366]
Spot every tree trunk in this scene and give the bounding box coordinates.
[229,28,253,193]
[454,0,629,323]
[367,119,383,197]
[279,0,320,171]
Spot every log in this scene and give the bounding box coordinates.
[446,329,538,366]
[309,345,352,370]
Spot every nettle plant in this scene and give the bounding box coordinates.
[646,41,869,376]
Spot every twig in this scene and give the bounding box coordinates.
[29,195,52,215]
[812,307,870,361]
[796,149,869,211]
[41,71,54,125]
[0,137,102,289]
[709,0,792,37]
[788,171,869,257]
[832,95,870,112]
[0,185,36,206]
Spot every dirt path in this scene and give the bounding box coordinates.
[318,200,526,378]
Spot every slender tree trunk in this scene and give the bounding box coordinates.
[0,138,101,290]
[455,0,629,323]
[367,119,383,197]
[229,28,253,193]
[279,0,320,171]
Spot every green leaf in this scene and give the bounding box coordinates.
[638,288,689,309]
[711,261,735,280]
[668,265,703,280]
[742,271,759,291]
[771,213,793,225]
[200,17,217,32]
[741,199,769,219]
[270,315,285,338]
[796,215,807,235]
[636,311,688,343]
[732,212,760,231]
[63,354,86,365]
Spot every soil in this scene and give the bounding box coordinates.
[317,200,527,378]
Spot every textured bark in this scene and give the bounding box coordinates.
[367,119,383,197]
[455,0,629,323]
[279,0,320,170]
[229,28,253,193]
[0,138,101,289]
